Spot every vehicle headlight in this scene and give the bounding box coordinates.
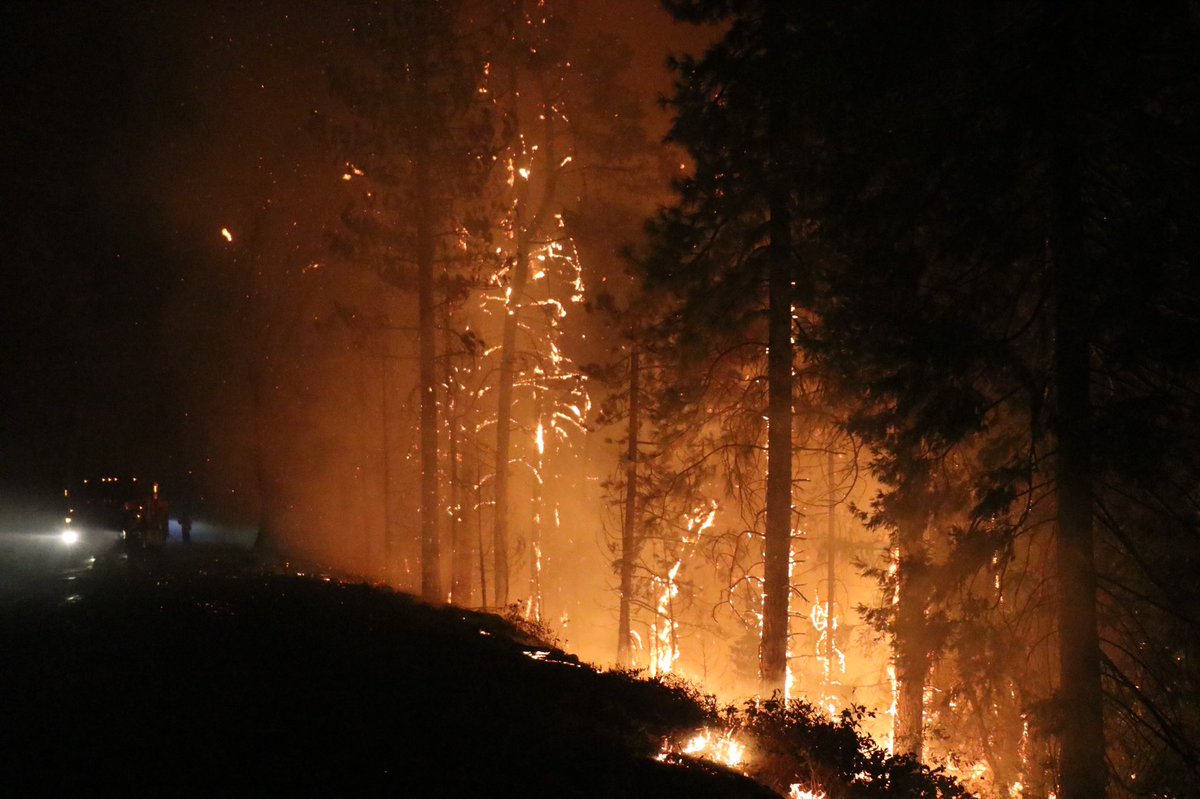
[60,529,80,546]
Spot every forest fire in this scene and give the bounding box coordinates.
[9,0,1200,796]
[651,560,682,676]
[809,592,845,718]
[657,727,747,770]
[788,789,826,799]
[680,728,746,768]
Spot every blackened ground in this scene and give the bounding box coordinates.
[0,548,777,797]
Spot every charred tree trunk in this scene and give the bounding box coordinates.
[493,53,561,609]
[893,513,932,759]
[355,347,374,571]
[528,391,545,621]
[450,433,475,606]
[760,0,795,696]
[445,320,470,604]
[381,356,394,579]
[760,181,794,695]
[1049,4,1105,794]
[416,148,441,603]
[474,437,488,608]
[493,224,526,607]
[825,445,837,683]
[617,347,640,666]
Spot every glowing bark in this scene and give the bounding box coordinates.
[617,347,640,666]
[416,150,441,603]
[893,514,931,758]
[493,58,562,608]
[493,224,525,607]
[759,0,794,695]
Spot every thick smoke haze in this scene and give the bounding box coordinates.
[0,0,716,664]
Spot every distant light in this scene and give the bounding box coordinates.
[221,228,233,242]
[61,529,80,546]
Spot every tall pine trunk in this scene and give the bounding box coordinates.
[445,319,471,604]
[493,222,527,607]
[1049,3,1105,793]
[824,446,837,687]
[474,438,488,606]
[381,355,394,578]
[760,0,794,695]
[493,52,561,608]
[416,149,441,603]
[894,513,931,758]
[528,391,545,621]
[617,347,640,666]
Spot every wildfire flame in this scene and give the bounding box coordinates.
[683,729,745,768]
[788,787,826,799]
[651,560,682,675]
[659,728,747,769]
[810,591,846,717]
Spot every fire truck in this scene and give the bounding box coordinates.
[65,477,170,549]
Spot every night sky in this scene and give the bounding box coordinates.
[0,1,704,500]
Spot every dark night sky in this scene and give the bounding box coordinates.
[0,1,706,500]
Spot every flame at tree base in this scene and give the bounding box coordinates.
[656,726,746,770]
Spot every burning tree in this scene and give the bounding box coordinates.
[802,1,1200,795]
[479,0,585,609]
[318,0,498,600]
[468,2,661,621]
[643,0,813,696]
[635,2,1200,795]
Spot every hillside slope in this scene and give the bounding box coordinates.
[1,567,776,796]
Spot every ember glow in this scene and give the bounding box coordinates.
[659,727,747,770]
[788,787,826,799]
[682,728,746,768]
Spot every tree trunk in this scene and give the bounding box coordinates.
[446,321,469,604]
[1050,4,1105,793]
[493,56,561,609]
[493,223,527,607]
[894,513,931,758]
[381,356,394,580]
[416,150,441,603]
[474,437,488,607]
[759,0,794,696]
[825,445,837,689]
[528,391,545,621]
[355,348,374,572]
[617,347,640,666]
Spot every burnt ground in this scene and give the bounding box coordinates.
[0,542,777,797]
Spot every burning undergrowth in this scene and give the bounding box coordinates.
[654,690,972,799]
